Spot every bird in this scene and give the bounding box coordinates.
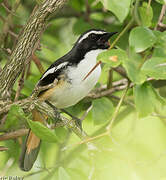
[19,29,117,171]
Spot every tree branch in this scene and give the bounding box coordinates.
[0,129,29,141]
[0,0,68,98]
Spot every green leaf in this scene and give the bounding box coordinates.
[152,48,166,58]
[100,0,132,22]
[69,0,84,11]
[73,18,91,35]
[122,48,146,84]
[123,60,146,84]
[134,82,165,117]
[155,0,166,4]
[4,105,25,130]
[141,57,166,80]
[129,27,157,52]
[92,97,114,125]
[27,119,59,143]
[97,49,127,67]
[138,2,153,27]
[54,127,68,142]
[153,31,166,49]
[58,167,71,180]
[134,83,154,117]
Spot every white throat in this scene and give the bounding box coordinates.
[84,49,104,62]
[49,49,106,108]
[67,49,105,83]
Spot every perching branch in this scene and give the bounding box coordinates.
[0,129,29,141]
[0,0,68,98]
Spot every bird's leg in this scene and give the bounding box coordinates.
[60,108,82,130]
[45,100,61,124]
[45,100,82,130]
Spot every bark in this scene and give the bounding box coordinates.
[0,0,68,98]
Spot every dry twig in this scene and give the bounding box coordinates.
[32,54,45,74]
[14,67,26,101]
[155,4,166,30]
[0,129,29,141]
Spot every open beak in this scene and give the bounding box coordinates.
[97,32,117,49]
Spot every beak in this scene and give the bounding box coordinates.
[97,32,117,49]
[103,32,118,40]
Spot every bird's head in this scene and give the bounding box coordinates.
[75,29,117,53]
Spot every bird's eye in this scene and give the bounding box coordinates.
[89,33,97,40]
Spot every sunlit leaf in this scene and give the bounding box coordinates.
[92,97,114,125]
[134,83,154,117]
[100,0,132,22]
[141,57,166,80]
[122,48,146,84]
[134,82,165,117]
[153,31,166,50]
[155,0,166,4]
[58,167,71,180]
[138,2,153,27]
[97,49,127,67]
[27,120,59,143]
[129,27,157,52]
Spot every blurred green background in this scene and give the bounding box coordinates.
[1,0,166,179]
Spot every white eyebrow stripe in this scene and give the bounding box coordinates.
[41,62,68,80]
[78,31,106,43]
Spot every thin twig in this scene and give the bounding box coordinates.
[0,0,21,46]
[107,69,113,89]
[110,18,134,49]
[155,4,166,30]
[85,0,91,22]
[0,15,5,22]
[74,132,108,146]
[0,114,8,127]
[25,61,31,79]
[110,95,135,107]
[86,84,127,99]
[32,54,45,74]
[14,67,26,101]
[80,105,93,121]
[147,0,152,12]
[1,2,19,17]
[0,129,29,141]
[91,78,128,93]
[106,83,129,132]
[8,30,18,38]
[83,61,101,81]
[134,0,141,25]
[113,66,128,79]
[0,146,8,151]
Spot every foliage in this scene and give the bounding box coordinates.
[0,0,166,180]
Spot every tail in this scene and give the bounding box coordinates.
[19,110,44,171]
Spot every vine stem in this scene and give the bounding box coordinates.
[106,83,129,132]
[110,18,134,49]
